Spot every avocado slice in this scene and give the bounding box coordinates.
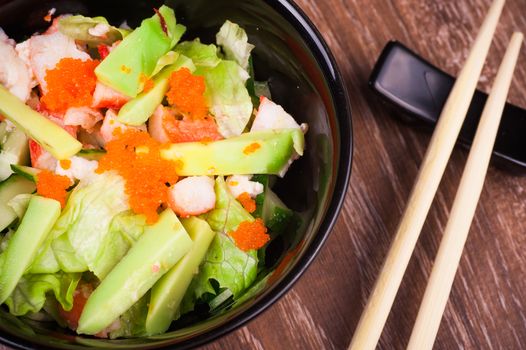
[77,209,193,335]
[77,149,106,161]
[117,54,195,126]
[145,217,215,335]
[10,164,39,183]
[94,6,185,97]
[0,124,29,182]
[0,175,36,231]
[0,195,61,304]
[160,129,305,176]
[0,86,82,160]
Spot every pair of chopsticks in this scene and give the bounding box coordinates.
[349,0,523,349]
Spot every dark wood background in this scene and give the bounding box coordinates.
[3,0,526,349]
[201,0,526,349]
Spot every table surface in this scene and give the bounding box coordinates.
[201,0,526,349]
[3,0,526,350]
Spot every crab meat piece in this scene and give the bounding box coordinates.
[226,175,264,198]
[167,176,216,218]
[148,105,175,143]
[88,23,110,38]
[28,30,90,92]
[0,29,33,102]
[148,105,223,144]
[29,140,57,171]
[64,107,104,132]
[56,156,98,182]
[100,109,146,143]
[92,82,131,109]
[251,96,305,132]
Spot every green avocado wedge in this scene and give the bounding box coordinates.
[160,129,305,176]
[0,195,61,304]
[117,54,195,126]
[10,164,39,183]
[0,86,82,160]
[77,209,193,335]
[145,217,216,335]
[94,5,185,97]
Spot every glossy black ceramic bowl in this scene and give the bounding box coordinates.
[0,0,352,348]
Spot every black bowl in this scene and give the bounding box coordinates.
[0,0,352,348]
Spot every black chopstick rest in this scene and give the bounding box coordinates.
[369,41,526,174]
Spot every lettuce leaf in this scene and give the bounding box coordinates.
[196,61,252,138]
[175,40,221,68]
[216,20,254,70]
[57,173,130,278]
[205,176,254,233]
[92,211,146,280]
[174,32,253,138]
[181,177,257,314]
[30,173,145,278]
[4,272,80,316]
[58,15,129,46]
[191,234,257,299]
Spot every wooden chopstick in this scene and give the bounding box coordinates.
[406,31,524,350]
[349,1,506,349]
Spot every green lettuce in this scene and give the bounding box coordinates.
[216,20,254,70]
[205,176,254,233]
[191,233,257,299]
[175,40,221,68]
[30,173,144,278]
[4,272,80,316]
[181,177,258,314]
[196,61,253,138]
[56,173,131,278]
[58,15,129,46]
[92,211,146,280]
[174,37,253,138]
[51,234,87,273]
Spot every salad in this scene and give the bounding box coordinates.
[0,6,307,338]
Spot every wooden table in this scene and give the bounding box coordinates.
[202,0,526,349]
[2,1,526,349]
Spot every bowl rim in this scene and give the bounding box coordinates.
[0,0,353,348]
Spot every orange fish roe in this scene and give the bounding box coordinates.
[96,129,180,223]
[59,159,71,170]
[36,170,72,208]
[163,114,223,143]
[229,219,270,252]
[243,142,261,155]
[237,192,256,213]
[41,58,99,113]
[166,68,208,119]
[139,73,155,93]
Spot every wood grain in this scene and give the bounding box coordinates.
[3,0,526,349]
[199,0,526,349]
